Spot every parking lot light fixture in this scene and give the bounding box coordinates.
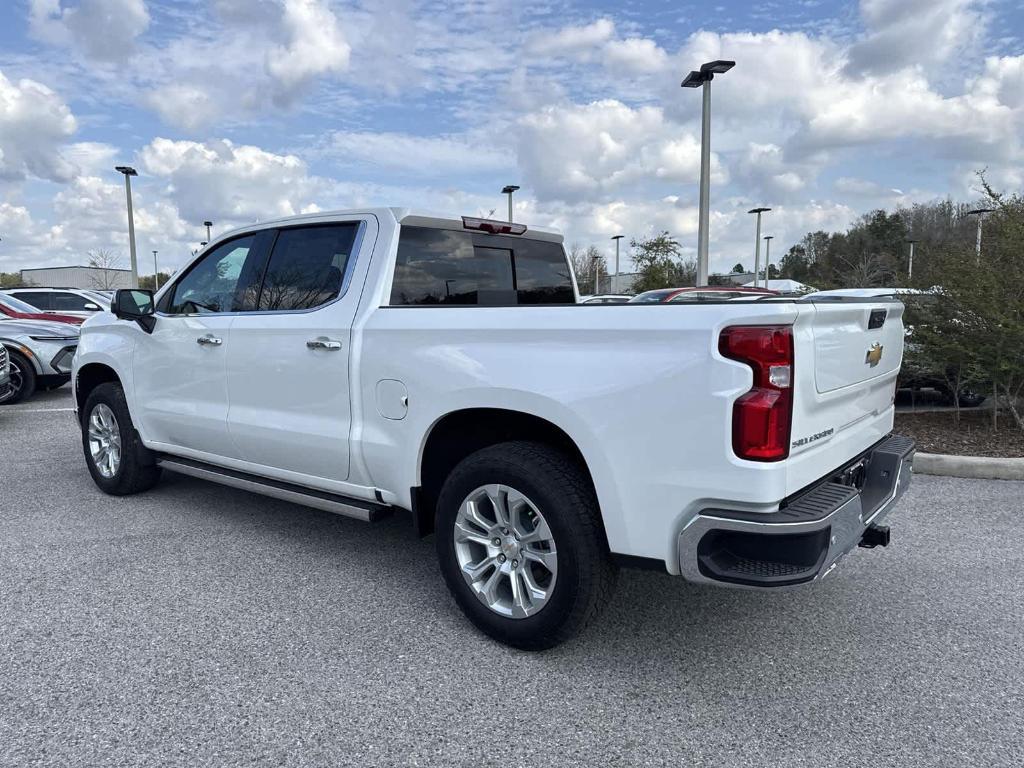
[204,220,213,242]
[611,235,624,293]
[747,207,771,287]
[763,235,774,285]
[501,185,520,223]
[967,208,995,263]
[115,166,140,289]
[682,60,734,287]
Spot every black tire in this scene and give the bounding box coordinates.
[81,382,162,495]
[0,350,37,405]
[436,441,617,650]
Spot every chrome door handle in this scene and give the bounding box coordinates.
[306,338,342,351]
[196,335,222,346]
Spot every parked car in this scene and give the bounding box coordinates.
[74,208,914,649]
[0,345,10,400]
[0,318,80,404]
[580,294,632,304]
[0,290,85,325]
[629,285,778,303]
[5,287,111,320]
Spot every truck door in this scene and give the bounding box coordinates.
[134,232,268,458]
[224,218,374,484]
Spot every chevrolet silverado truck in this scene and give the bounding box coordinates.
[73,208,914,649]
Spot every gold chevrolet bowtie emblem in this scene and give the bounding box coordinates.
[865,342,884,367]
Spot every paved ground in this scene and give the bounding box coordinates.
[2,390,1023,767]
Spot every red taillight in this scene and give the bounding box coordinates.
[719,325,794,462]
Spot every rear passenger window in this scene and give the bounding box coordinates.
[390,226,574,306]
[257,224,359,311]
[11,292,50,310]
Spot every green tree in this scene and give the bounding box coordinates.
[731,263,745,274]
[778,245,812,283]
[629,232,695,293]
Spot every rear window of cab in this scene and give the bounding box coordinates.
[390,226,575,306]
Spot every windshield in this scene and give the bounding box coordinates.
[628,289,677,304]
[0,292,44,313]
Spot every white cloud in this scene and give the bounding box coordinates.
[845,0,984,76]
[318,131,510,175]
[29,0,150,62]
[604,38,670,75]
[0,70,78,182]
[145,85,219,133]
[528,19,615,57]
[138,137,320,223]
[517,100,724,203]
[266,0,351,94]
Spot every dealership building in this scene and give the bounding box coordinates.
[19,266,133,290]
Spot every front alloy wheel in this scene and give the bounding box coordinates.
[87,403,122,478]
[453,484,558,619]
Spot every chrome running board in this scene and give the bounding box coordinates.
[155,455,391,522]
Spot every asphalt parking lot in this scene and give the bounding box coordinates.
[2,390,1022,767]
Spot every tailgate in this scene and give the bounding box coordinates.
[785,299,905,493]
[812,302,904,392]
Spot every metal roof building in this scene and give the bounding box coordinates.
[19,266,133,290]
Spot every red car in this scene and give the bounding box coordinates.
[628,285,779,303]
[0,291,84,325]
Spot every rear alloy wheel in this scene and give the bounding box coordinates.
[436,441,617,650]
[453,484,559,619]
[0,351,36,405]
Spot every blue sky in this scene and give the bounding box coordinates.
[0,0,1022,275]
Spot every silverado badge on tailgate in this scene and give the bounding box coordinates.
[865,342,884,367]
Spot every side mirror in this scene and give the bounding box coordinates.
[113,289,156,333]
[84,303,100,311]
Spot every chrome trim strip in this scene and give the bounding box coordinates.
[156,457,379,522]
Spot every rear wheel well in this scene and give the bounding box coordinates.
[415,408,603,542]
[75,364,121,421]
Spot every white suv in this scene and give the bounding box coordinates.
[7,288,111,320]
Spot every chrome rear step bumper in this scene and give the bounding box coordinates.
[677,434,915,587]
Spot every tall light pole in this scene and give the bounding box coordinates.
[682,59,735,287]
[501,185,520,223]
[967,208,995,264]
[203,220,213,243]
[611,234,624,293]
[152,250,159,289]
[115,166,139,288]
[748,207,771,288]
[590,254,601,295]
[905,238,918,280]
[763,235,774,286]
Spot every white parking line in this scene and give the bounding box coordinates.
[7,407,76,413]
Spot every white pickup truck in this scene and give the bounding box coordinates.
[73,208,914,649]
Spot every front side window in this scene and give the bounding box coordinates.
[390,226,573,306]
[167,235,258,314]
[51,292,102,311]
[257,224,358,311]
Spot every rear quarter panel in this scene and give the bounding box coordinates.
[355,303,803,571]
